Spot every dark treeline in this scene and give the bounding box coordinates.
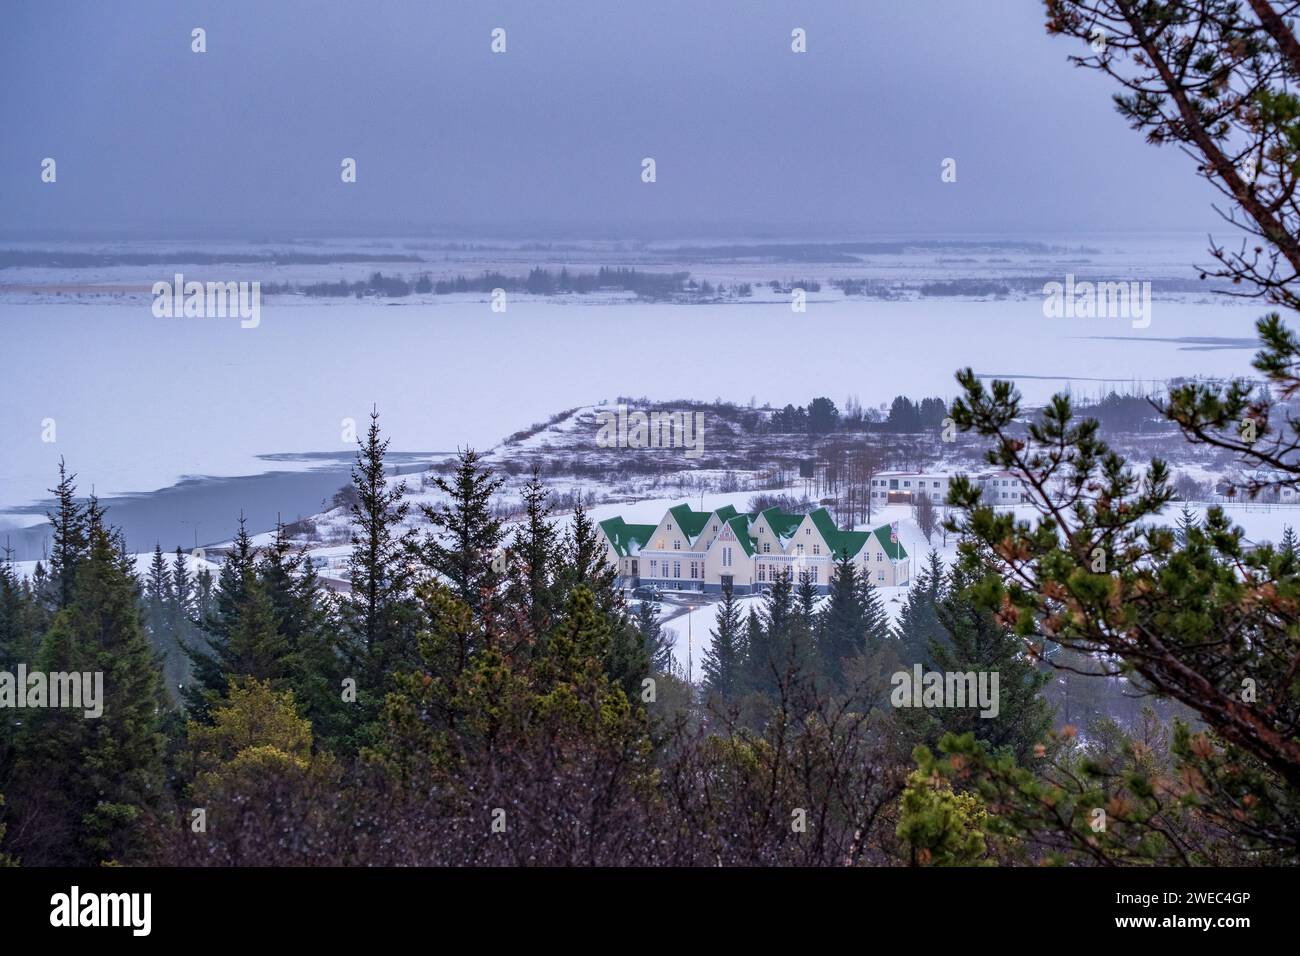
[766,395,949,434]
[1072,391,1171,433]
[283,267,698,301]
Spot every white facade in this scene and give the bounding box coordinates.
[870,469,1029,507]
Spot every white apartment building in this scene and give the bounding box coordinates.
[869,470,1030,507]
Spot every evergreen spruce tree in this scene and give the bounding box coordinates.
[505,466,560,641]
[169,545,197,694]
[185,516,292,716]
[0,547,37,672]
[184,518,252,716]
[223,573,290,683]
[921,565,1052,764]
[894,550,946,667]
[555,498,643,696]
[702,580,744,700]
[1281,525,1298,562]
[16,520,165,865]
[46,459,87,611]
[289,554,351,748]
[796,570,819,633]
[633,595,672,672]
[0,549,36,799]
[338,409,420,734]
[194,563,215,624]
[746,568,796,695]
[1175,505,1200,548]
[856,571,892,645]
[260,521,350,747]
[556,498,621,613]
[419,447,505,626]
[820,551,865,689]
[142,544,184,704]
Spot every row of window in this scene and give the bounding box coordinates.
[870,477,1024,489]
[631,557,894,585]
[645,559,703,579]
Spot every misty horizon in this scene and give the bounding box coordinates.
[1,0,1230,240]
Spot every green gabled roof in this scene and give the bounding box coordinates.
[809,508,840,548]
[725,515,756,556]
[873,524,908,561]
[713,504,739,522]
[809,508,871,560]
[759,507,804,540]
[599,517,659,558]
[831,529,872,560]
[668,503,711,540]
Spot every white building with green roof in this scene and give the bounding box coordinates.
[597,504,909,595]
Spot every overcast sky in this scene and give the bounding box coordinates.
[0,0,1220,239]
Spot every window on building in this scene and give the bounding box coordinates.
[650,560,657,576]
[813,544,820,555]
[796,544,804,556]
[877,570,885,582]
[763,542,771,554]
[690,562,698,579]
[673,539,681,550]
[877,552,883,562]
[673,561,681,578]
[758,564,766,582]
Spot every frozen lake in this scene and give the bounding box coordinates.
[1,293,1265,522]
